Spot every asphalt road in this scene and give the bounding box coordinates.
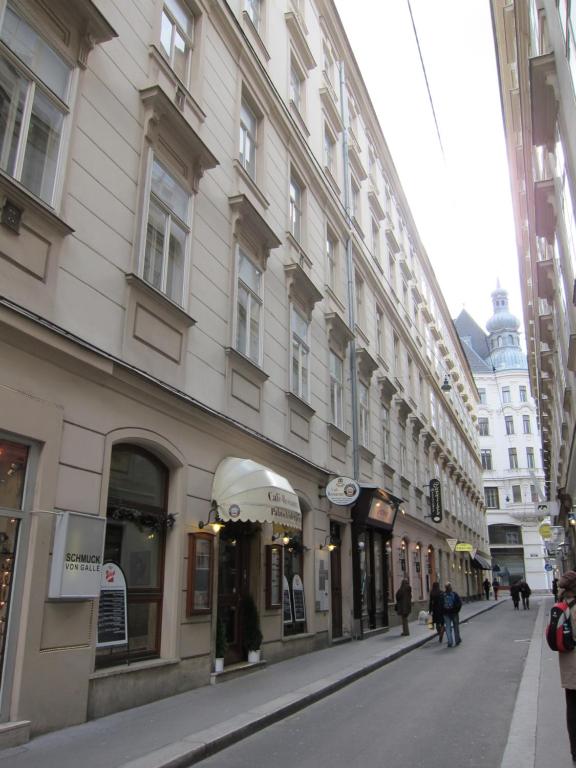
[197,602,538,768]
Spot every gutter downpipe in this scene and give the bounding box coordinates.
[339,60,362,638]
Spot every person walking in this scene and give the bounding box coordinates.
[510,581,521,610]
[555,570,576,764]
[492,578,500,600]
[442,582,462,648]
[520,580,531,609]
[553,577,559,601]
[395,579,412,636]
[429,581,445,642]
[483,578,491,600]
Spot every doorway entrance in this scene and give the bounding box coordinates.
[330,522,343,639]
[218,522,253,663]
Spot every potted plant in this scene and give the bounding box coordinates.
[241,593,263,663]
[214,615,227,673]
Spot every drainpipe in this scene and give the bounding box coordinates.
[339,61,363,638]
[338,60,359,482]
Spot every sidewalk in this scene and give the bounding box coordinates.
[501,595,574,768]
[0,599,501,768]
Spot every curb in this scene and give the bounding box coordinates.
[120,601,502,768]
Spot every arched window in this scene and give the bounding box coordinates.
[97,444,169,667]
[508,334,513,344]
[497,336,502,347]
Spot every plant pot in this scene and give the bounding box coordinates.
[214,657,224,673]
[247,649,261,664]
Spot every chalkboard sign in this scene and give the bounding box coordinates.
[292,574,306,622]
[97,562,128,648]
[282,575,293,624]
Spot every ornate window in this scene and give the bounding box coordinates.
[160,0,194,83]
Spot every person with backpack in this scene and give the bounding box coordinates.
[442,582,462,647]
[395,579,412,636]
[428,582,445,642]
[520,580,531,609]
[554,570,576,763]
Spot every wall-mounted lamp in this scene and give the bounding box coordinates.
[441,376,452,393]
[199,502,224,533]
[319,534,337,552]
[272,531,291,545]
[569,513,576,527]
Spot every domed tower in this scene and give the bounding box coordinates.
[485,283,527,370]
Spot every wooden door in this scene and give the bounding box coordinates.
[218,524,250,663]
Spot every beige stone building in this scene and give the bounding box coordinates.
[491,0,576,566]
[0,0,486,745]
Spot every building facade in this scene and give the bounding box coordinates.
[455,287,548,591]
[491,0,576,569]
[0,0,485,744]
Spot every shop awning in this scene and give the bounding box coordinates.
[212,458,302,530]
[470,552,492,570]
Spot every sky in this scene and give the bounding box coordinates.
[334,0,523,339]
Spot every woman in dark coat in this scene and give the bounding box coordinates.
[395,579,412,636]
[429,581,445,642]
[510,581,521,610]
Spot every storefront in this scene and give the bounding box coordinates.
[351,487,402,637]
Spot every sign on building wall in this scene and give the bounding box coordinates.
[97,563,128,648]
[48,512,106,599]
[429,479,442,523]
[292,575,306,622]
[326,477,360,506]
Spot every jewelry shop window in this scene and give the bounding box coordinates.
[0,438,28,686]
[97,444,170,667]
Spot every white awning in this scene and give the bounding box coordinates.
[212,458,302,531]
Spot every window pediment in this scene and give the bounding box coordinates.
[356,347,378,382]
[140,86,218,191]
[284,263,322,316]
[348,144,367,181]
[325,311,353,355]
[285,12,316,71]
[378,374,398,405]
[230,194,280,265]
[368,187,385,221]
[319,87,343,133]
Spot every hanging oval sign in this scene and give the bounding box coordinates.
[326,476,360,506]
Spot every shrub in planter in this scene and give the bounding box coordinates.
[241,593,262,656]
[215,615,227,660]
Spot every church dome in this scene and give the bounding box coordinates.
[486,286,520,333]
[485,284,526,370]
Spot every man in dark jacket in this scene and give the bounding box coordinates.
[442,582,462,647]
[520,581,531,609]
[395,579,412,636]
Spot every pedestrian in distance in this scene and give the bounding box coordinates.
[395,578,412,637]
[520,580,531,609]
[510,581,521,610]
[483,578,491,600]
[554,570,576,764]
[428,581,445,642]
[442,582,462,647]
[553,577,559,600]
[492,578,500,600]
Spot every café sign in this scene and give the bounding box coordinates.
[48,511,106,599]
[326,476,360,506]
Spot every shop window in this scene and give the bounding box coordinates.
[265,544,282,609]
[187,532,213,614]
[0,2,72,205]
[97,444,170,667]
[283,533,306,636]
[0,437,28,687]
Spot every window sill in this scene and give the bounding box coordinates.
[125,273,196,327]
[233,160,270,210]
[359,445,375,463]
[0,171,74,236]
[381,460,396,475]
[328,422,349,443]
[286,390,315,418]
[148,44,206,124]
[90,657,180,680]
[225,346,269,383]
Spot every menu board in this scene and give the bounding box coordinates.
[292,574,306,622]
[268,546,282,608]
[97,563,128,648]
[282,575,293,624]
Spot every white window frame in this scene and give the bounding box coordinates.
[289,56,304,114]
[526,447,535,468]
[502,386,511,404]
[141,154,192,306]
[326,228,338,292]
[381,405,390,463]
[505,415,514,435]
[0,2,73,207]
[234,245,263,365]
[519,385,527,402]
[324,124,336,173]
[290,173,303,242]
[478,417,489,436]
[509,447,518,469]
[239,97,258,179]
[244,0,261,31]
[160,0,194,85]
[329,350,344,429]
[290,304,310,401]
[523,415,531,434]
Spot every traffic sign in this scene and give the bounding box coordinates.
[545,563,553,571]
[446,538,458,552]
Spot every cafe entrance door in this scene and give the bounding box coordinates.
[218,522,252,663]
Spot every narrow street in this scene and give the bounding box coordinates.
[197,604,538,768]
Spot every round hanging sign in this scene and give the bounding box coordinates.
[326,476,360,506]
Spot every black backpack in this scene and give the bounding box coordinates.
[546,599,576,652]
